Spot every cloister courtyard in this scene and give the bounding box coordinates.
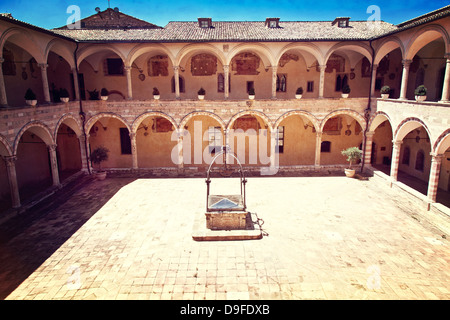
[0,170,449,300]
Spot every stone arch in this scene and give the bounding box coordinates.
[405,24,450,61]
[126,43,175,67]
[227,43,275,68]
[54,114,83,138]
[227,110,273,133]
[132,111,178,134]
[320,109,367,132]
[274,110,320,132]
[393,117,432,142]
[324,42,373,68]
[0,27,45,63]
[44,38,76,69]
[76,44,126,69]
[179,111,226,132]
[0,134,13,157]
[85,112,131,134]
[374,35,405,65]
[176,43,226,68]
[14,121,55,154]
[433,129,450,155]
[276,43,325,67]
[368,111,393,134]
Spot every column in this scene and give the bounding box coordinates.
[2,155,21,208]
[363,131,375,166]
[223,65,230,99]
[318,64,326,98]
[124,66,133,100]
[426,153,443,204]
[77,134,89,172]
[399,59,412,100]
[271,66,278,99]
[173,66,180,99]
[71,68,80,101]
[176,129,184,169]
[47,144,61,187]
[129,132,138,170]
[370,64,378,98]
[439,53,450,103]
[314,132,322,167]
[390,140,402,183]
[39,63,51,103]
[0,58,8,106]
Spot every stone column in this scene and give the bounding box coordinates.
[314,132,322,168]
[2,155,21,208]
[439,53,450,103]
[71,68,80,101]
[129,132,138,170]
[124,66,133,100]
[39,63,51,103]
[176,129,184,169]
[173,66,180,99]
[426,153,443,204]
[223,65,230,99]
[318,65,326,98]
[77,134,89,172]
[399,59,412,100]
[48,144,61,187]
[390,140,402,183]
[370,64,378,98]
[0,58,8,106]
[271,66,278,99]
[363,131,375,165]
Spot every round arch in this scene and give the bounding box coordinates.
[373,36,405,65]
[54,114,83,138]
[0,134,13,157]
[0,27,45,63]
[14,121,55,154]
[44,38,76,69]
[393,117,432,142]
[227,110,273,133]
[85,112,131,134]
[324,42,373,66]
[176,43,227,68]
[132,111,178,134]
[368,111,393,134]
[226,43,275,68]
[405,24,450,60]
[179,111,226,132]
[76,44,126,68]
[126,43,175,67]
[433,129,450,155]
[274,110,320,132]
[276,43,325,67]
[320,109,367,132]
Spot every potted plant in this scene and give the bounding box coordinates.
[100,88,109,101]
[88,89,99,100]
[24,88,37,106]
[90,146,109,180]
[153,87,160,100]
[341,146,362,178]
[414,85,427,102]
[295,87,303,99]
[59,88,70,103]
[341,84,351,98]
[380,85,390,99]
[198,87,205,100]
[248,87,255,100]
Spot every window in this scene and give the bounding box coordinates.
[276,74,287,92]
[119,128,132,155]
[198,18,212,28]
[105,58,124,75]
[307,81,314,92]
[208,127,222,154]
[402,146,410,165]
[171,76,185,93]
[276,126,284,153]
[415,150,425,172]
[321,141,331,153]
[217,73,230,93]
[338,20,347,27]
[335,74,348,92]
[265,18,280,28]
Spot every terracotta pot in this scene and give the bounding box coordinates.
[295,94,302,99]
[415,95,426,102]
[341,93,349,99]
[26,100,37,106]
[381,94,389,99]
[153,95,160,100]
[101,96,109,101]
[344,168,356,178]
[198,95,205,100]
[95,171,107,180]
[60,97,69,103]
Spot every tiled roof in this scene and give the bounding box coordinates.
[52,20,398,42]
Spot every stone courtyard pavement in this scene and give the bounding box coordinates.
[0,172,449,300]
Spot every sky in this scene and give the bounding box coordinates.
[0,0,448,29]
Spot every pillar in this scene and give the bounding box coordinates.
[130,132,138,170]
[39,63,51,103]
[0,58,8,106]
[439,53,450,103]
[363,131,375,165]
[223,65,230,99]
[124,66,133,100]
[318,64,326,98]
[271,66,278,99]
[314,132,322,168]
[370,64,378,98]
[71,68,80,101]
[173,66,180,99]
[2,155,21,208]
[390,140,402,183]
[426,153,443,204]
[78,134,89,172]
[176,129,184,169]
[48,144,61,187]
[399,59,412,100]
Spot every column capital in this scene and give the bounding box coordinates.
[271,65,278,72]
[444,53,450,60]
[392,140,403,147]
[38,63,49,69]
[173,65,180,71]
[129,131,136,139]
[2,155,17,166]
[402,59,412,67]
[318,64,327,71]
[315,131,323,138]
[429,153,444,162]
[47,144,57,151]
[365,131,375,138]
[223,65,229,72]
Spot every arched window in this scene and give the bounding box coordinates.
[415,149,425,172]
[401,146,410,165]
[321,141,331,153]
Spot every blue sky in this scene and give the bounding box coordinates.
[0,0,448,29]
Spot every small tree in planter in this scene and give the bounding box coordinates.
[24,88,37,106]
[295,87,303,99]
[59,88,70,102]
[380,85,390,99]
[100,88,109,100]
[88,89,99,100]
[341,84,351,98]
[198,87,205,100]
[90,146,109,180]
[153,87,160,100]
[414,85,427,102]
[341,146,362,178]
[248,87,255,99]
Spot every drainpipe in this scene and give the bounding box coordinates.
[73,41,91,174]
[361,39,376,173]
